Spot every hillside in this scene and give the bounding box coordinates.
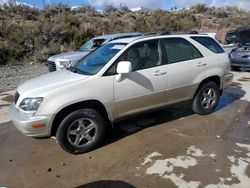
[0,4,250,65]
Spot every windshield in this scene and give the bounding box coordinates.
[225,32,237,45]
[72,43,127,75]
[79,39,106,51]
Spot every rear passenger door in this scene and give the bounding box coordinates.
[162,37,206,104]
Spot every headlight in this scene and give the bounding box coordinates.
[19,98,43,111]
[56,60,71,66]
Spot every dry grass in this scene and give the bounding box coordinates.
[0,4,249,65]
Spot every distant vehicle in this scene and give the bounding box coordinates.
[46,32,143,72]
[10,34,233,154]
[229,26,250,70]
[224,30,237,45]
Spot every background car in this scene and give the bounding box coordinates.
[229,26,250,70]
[224,30,237,45]
[46,32,143,72]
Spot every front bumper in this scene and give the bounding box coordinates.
[9,104,53,137]
[221,72,234,89]
[231,60,250,68]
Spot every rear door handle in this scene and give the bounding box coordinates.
[153,70,167,76]
[197,62,207,67]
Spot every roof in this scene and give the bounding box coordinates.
[109,36,143,43]
[110,34,210,44]
[93,32,143,40]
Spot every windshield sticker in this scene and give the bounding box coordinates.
[111,45,126,50]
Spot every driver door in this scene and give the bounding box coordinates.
[112,39,169,118]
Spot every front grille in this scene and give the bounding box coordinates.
[231,61,250,66]
[14,91,20,104]
[46,61,56,72]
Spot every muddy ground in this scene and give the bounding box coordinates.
[0,71,250,188]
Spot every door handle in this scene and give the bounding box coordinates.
[153,70,167,76]
[197,62,207,67]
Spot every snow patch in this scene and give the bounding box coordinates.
[142,142,250,188]
[142,146,209,187]
[187,146,205,157]
[164,173,201,188]
[141,152,162,165]
[236,143,250,151]
[205,143,250,187]
[146,156,197,175]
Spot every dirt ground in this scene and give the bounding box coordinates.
[0,71,250,188]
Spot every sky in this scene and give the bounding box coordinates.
[0,0,250,10]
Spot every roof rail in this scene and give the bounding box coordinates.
[144,32,158,36]
[188,30,199,34]
[159,31,171,35]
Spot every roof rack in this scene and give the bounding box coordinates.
[159,31,171,35]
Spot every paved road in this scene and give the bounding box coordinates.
[0,71,250,188]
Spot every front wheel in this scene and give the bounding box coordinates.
[56,109,106,154]
[192,82,220,115]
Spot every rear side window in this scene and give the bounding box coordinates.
[191,36,224,54]
[163,38,203,64]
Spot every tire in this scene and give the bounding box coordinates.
[56,109,106,154]
[192,82,220,115]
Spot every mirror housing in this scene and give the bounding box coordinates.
[116,61,132,82]
[117,61,132,74]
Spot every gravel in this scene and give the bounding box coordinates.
[0,63,48,92]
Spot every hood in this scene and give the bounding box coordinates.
[18,70,89,97]
[237,26,250,45]
[48,51,89,62]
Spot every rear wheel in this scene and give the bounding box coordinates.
[56,109,106,154]
[192,82,220,115]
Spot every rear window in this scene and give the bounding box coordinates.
[191,37,224,54]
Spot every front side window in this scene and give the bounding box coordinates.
[163,38,203,64]
[108,40,162,74]
[191,36,225,54]
[72,43,127,75]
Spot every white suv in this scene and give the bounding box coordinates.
[10,34,233,154]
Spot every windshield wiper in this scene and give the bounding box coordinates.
[69,67,92,75]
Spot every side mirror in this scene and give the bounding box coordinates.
[116,61,132,82]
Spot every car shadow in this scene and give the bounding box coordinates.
[216,83,246,111]
[98,84,246,150]
[75,180,136,188]
[102,103,194,148]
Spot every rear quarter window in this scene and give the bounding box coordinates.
[163,38,203,64]
[191,36,224,54]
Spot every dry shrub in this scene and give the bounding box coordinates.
[0,4,250,65]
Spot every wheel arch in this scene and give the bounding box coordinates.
[50,100,111,136]
[193,75,221,99]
